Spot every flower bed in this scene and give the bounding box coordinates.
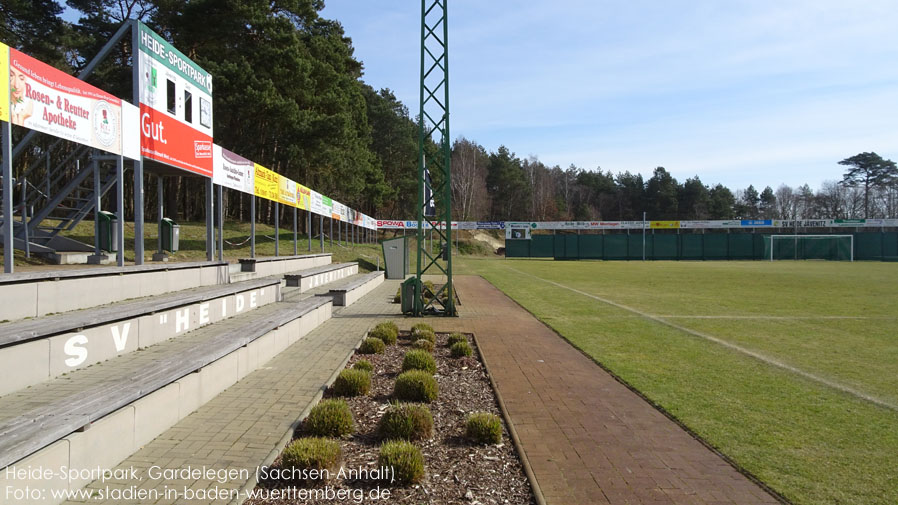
[248,326,535,504]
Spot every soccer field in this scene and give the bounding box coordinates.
[456,258,898,505]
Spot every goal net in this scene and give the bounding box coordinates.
[763,235,854,261]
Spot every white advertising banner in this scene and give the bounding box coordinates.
[212,145,254,194]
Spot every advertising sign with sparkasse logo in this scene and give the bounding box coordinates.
[137,21,213,177]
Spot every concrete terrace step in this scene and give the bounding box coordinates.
[56,279,403,505]
[0,296,333,472]
[327,270,385,306]
[0,278,281,396]
[236,253,332,278]
[283,262,358,291]
[0,261,230,321]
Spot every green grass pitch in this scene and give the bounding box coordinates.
[456,258,898,505]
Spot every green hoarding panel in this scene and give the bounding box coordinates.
[579,235,603,259]
[681,234,703,259]
[563,234,579,259]
[628,234,645,260]
[883,232,898,259]
[854,232,882,260]
[753,234,767,259]
[505,240,530,258]
[531,235,554,257]
[604,235,628,259]
[653,234,678,260]
[553,234,565,259]
[728,234,754,259]
[703,234,727,259]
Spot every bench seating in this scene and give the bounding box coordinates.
[326,271,385,306]
[0,278,281,396]
[0,296,331,470]
[0,261,230,321]
[237,253,331,276]
[284,262,358,291]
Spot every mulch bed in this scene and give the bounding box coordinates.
[247,330,536,505]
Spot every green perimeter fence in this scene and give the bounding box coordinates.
[505,232,898,261]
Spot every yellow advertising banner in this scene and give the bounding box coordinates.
[0,42,8,123]
[296,185,311,211]
[278,177,297,207]
[253,163,278,202]
[650,220,680,229]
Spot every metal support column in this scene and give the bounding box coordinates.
[216,184,223,261]
[319,214,324,252]
[2,121,12,273]
[115,156,125,267]
[93,161,101,255]
[293,207,298,255]
[415,0,454,315]
[156,176,163,254]
[205,178,213,261]
[330,217,333,249]
[307,211,312,251]
[133,160,144,264]
[250,195,256,258]
[274,201,279,257]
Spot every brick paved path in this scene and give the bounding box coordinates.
[428,276,780,505]
[63,279,402,505]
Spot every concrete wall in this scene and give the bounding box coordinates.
[0,264,230,322]
[253,254,332,278]
[0,284,279,397]
[0,300,333,505]
[332,272,385,306]
[299,264,358,292]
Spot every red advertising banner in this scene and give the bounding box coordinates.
[140,104,212,177]
[9,49,122,154]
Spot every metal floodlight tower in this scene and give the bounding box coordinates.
[415,0,455,316]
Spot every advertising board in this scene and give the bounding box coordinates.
[8,48,122,154]
[137,21,213,176]
[212,145,254,194]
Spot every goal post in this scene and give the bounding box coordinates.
[764,234,854,261]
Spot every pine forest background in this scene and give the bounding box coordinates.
[3,0,897,225]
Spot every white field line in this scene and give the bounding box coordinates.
[504,265,898,413]
[656,315,897,320]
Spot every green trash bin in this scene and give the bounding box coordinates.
[401,277,419,314]
[161,218,180,252]
[97,211,118,252]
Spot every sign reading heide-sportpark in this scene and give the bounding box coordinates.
[7,48,122,154]
[137,21,213,177]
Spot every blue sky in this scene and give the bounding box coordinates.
[321,0,898,190]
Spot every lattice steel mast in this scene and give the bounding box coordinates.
[415,0,455,316]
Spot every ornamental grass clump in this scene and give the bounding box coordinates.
[378,441,425,485]
[412,339,434,352]
[304,399,354,437]
[410,322,433,339]
[359,337,385,354]
[333,369,371,397]
[410,327,436,344]
[394,370,438,403]
[378,403,433,441]
[447,332,467,346]
[450,340,473,358]
[280,437,342,479]
[465,412,503,445]
[370,324,398,346]
[352,359,373,372]
[401,349,437,374]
